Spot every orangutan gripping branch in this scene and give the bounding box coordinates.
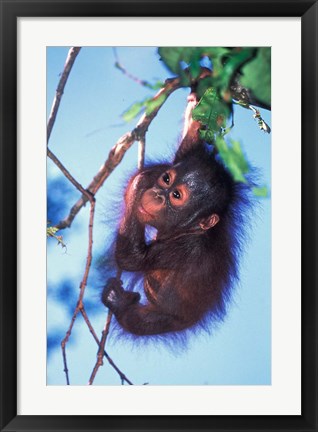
[102,94,251,337]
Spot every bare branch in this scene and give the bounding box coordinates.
[47,47,81,143]
[103,348,133,385]
[88,310,113,385]
[61,198,95,385]
[56,76,182,230]
[46,47,134,385]
[113,48,160,90]
[47,148,93,201]
[80,306,133,385]
[115,64,156,90]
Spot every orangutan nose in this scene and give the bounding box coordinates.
[152,189,165,204]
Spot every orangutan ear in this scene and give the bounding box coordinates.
[199,214,220,230]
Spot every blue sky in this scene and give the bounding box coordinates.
[47,47,271,385]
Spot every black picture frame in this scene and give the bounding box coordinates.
[0,1,317,431]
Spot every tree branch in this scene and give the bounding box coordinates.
[114,48,156,90]
[55,76,182,230]
[80,306,133,385]
[47,47,81,143]
[88,310,113,385]
[46,47,135,385]
[47,148,93,200]
[61,197,95,385]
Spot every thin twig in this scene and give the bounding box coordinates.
[61,198,95,385]
[47,47,81,143]
[115,61,157,89]
[88,269,123,384]
[103,349,133,385]
[88,310,113,385]
[93,269,124,383]
[47,148,94,200]
[47,47,133,386]
[80,306,133,385]
[55,76,182,230]
[113,48,157,89]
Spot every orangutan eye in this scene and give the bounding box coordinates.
[162,173,170,184]
[173,190,181,199]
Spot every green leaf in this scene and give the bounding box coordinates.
[199,129,215,143]
[192,87,231,134]
[200,47,230,76]
[158,47,210,83]
[151,81,165,90]
[189,56,201,80]
[122,101,145,122]
[240,47,271,107]
[47,226,59,236]
[196,76,214,99]
[214,47,257,96]
[47,225,66,249]
[230,139,249,173]
[145,93,168,116]
[215,136,249,183]
[159,47,231,79]
[122,97,151,122]
[122,91,169,123]
[252,186,269,197]
[158,47,193,74]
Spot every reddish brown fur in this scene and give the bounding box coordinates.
[101,90,250,338]
[101,145,250,337]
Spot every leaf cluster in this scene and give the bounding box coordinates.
[158,47,270,196]
[47,224,66,249]
[122,94,167,122]
[120,47,270,196]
